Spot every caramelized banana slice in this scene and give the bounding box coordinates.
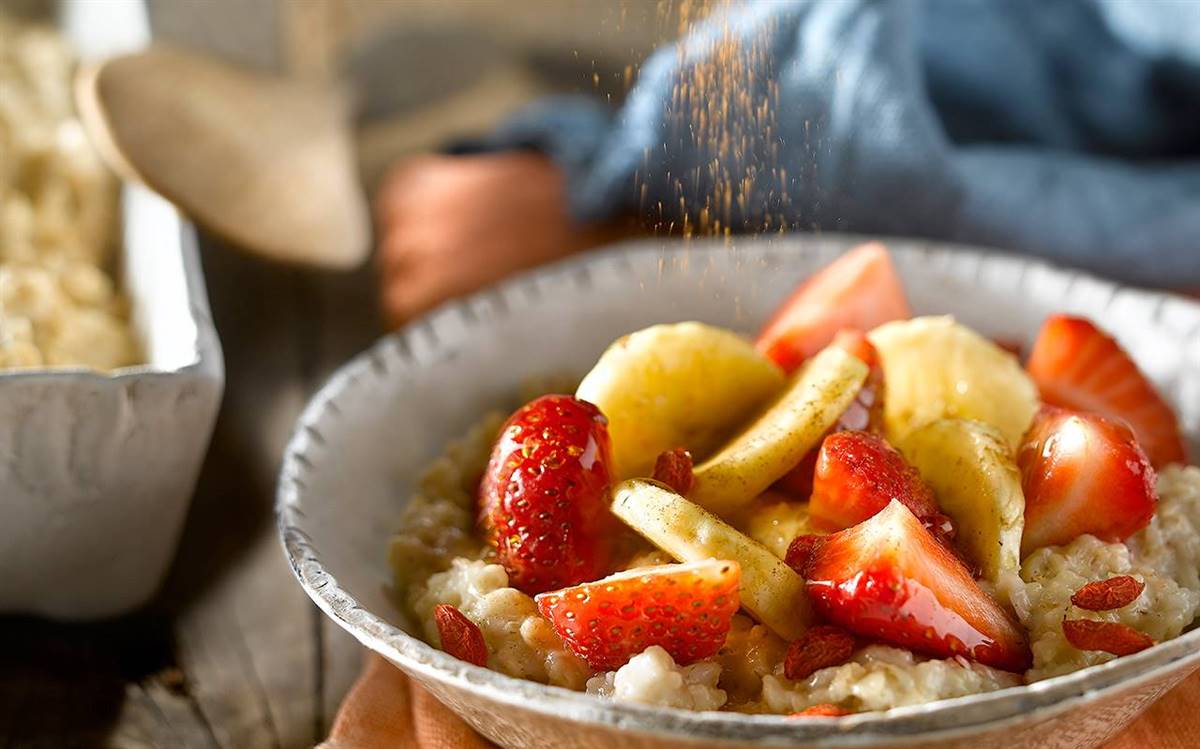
[689,346,868,517]
[900,418,1025,585]
[576,322,784,479]
[868,316,1038,448]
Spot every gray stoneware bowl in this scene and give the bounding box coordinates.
[278,237,1200,748]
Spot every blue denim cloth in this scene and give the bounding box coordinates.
[483,0,1200,287]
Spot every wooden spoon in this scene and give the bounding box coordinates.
[75,44,369,270]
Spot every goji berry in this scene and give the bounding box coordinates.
[791,703,852,717]
[784,534,826,577]
[435,604,488,667]
[652,447,694,495]
[1062,619,1154,656]
[1071,576,1144,611]
[784,625,857,681]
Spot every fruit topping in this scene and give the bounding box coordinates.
[783,625,857,681]
[805,500,1031,672]
[652,447,695,495]
[535,560,741,671]
[1071,576,1145,612]
[757,242,910,373]
[775,329,885,498]
[790,704,853,717]
[1017,406,1157,556]
[690,346,868,516]
[1026,314,1187,468]
[1062,619,1154,656]
[576,322,784,478]
[808,430,943,534]
[784,534,826,578]
[612,479,813,640]
[899,419,1024,585]
[869,316,1039,448]
[434,604,488,667]
[478,394,615,594]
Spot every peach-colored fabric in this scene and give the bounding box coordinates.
[321,653,495,749]
[324,651,1200,748]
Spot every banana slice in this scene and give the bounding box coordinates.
[576,322,784,479]
[736,492,818,560]
[612,479,811,640]
[900,418,1025,585]
[869,316,1038,448]
[689,346,868,517]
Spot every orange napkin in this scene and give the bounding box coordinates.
[323,652,1200,749]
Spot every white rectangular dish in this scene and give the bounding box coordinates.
[0,0,225,620]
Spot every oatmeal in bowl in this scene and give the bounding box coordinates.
[387,242,1200,719]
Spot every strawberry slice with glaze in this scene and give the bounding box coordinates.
[535,560,741,671]
[756,243,911,373]
[1017,405,1157,555]
[1026,314,1187,468]
[808,430,947,534]
[806,500,1031,672]
[479,394,616,594]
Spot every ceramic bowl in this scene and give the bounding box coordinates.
[0,2,224,620]
[278,236,1200,748]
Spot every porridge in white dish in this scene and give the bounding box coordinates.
[0,15,138,370]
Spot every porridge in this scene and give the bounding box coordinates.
[390,243,1198,715]
[0,15,138,370]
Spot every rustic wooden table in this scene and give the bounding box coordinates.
[1,234,382,749]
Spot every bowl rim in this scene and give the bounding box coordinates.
[277,235,1200,744]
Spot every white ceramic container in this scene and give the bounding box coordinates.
[0,2,225,619]
[278,237,1200,748]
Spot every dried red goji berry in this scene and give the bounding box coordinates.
[784,534,826,577]
[790,703,852,717]
[784,625,857,681]
[1071,576,1145,611]
[652,447,694,495]
[1062,619,1154,656]
[434,604,488,667]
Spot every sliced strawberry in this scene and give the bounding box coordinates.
[756,243,911,373]
[808,431,942,532]
[479,394,615,594]
[1026,314,1187,468]
[534,560,741,671]
[1017,405,1157,555]
[776,330,884,497]
[806,500,1031,672]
